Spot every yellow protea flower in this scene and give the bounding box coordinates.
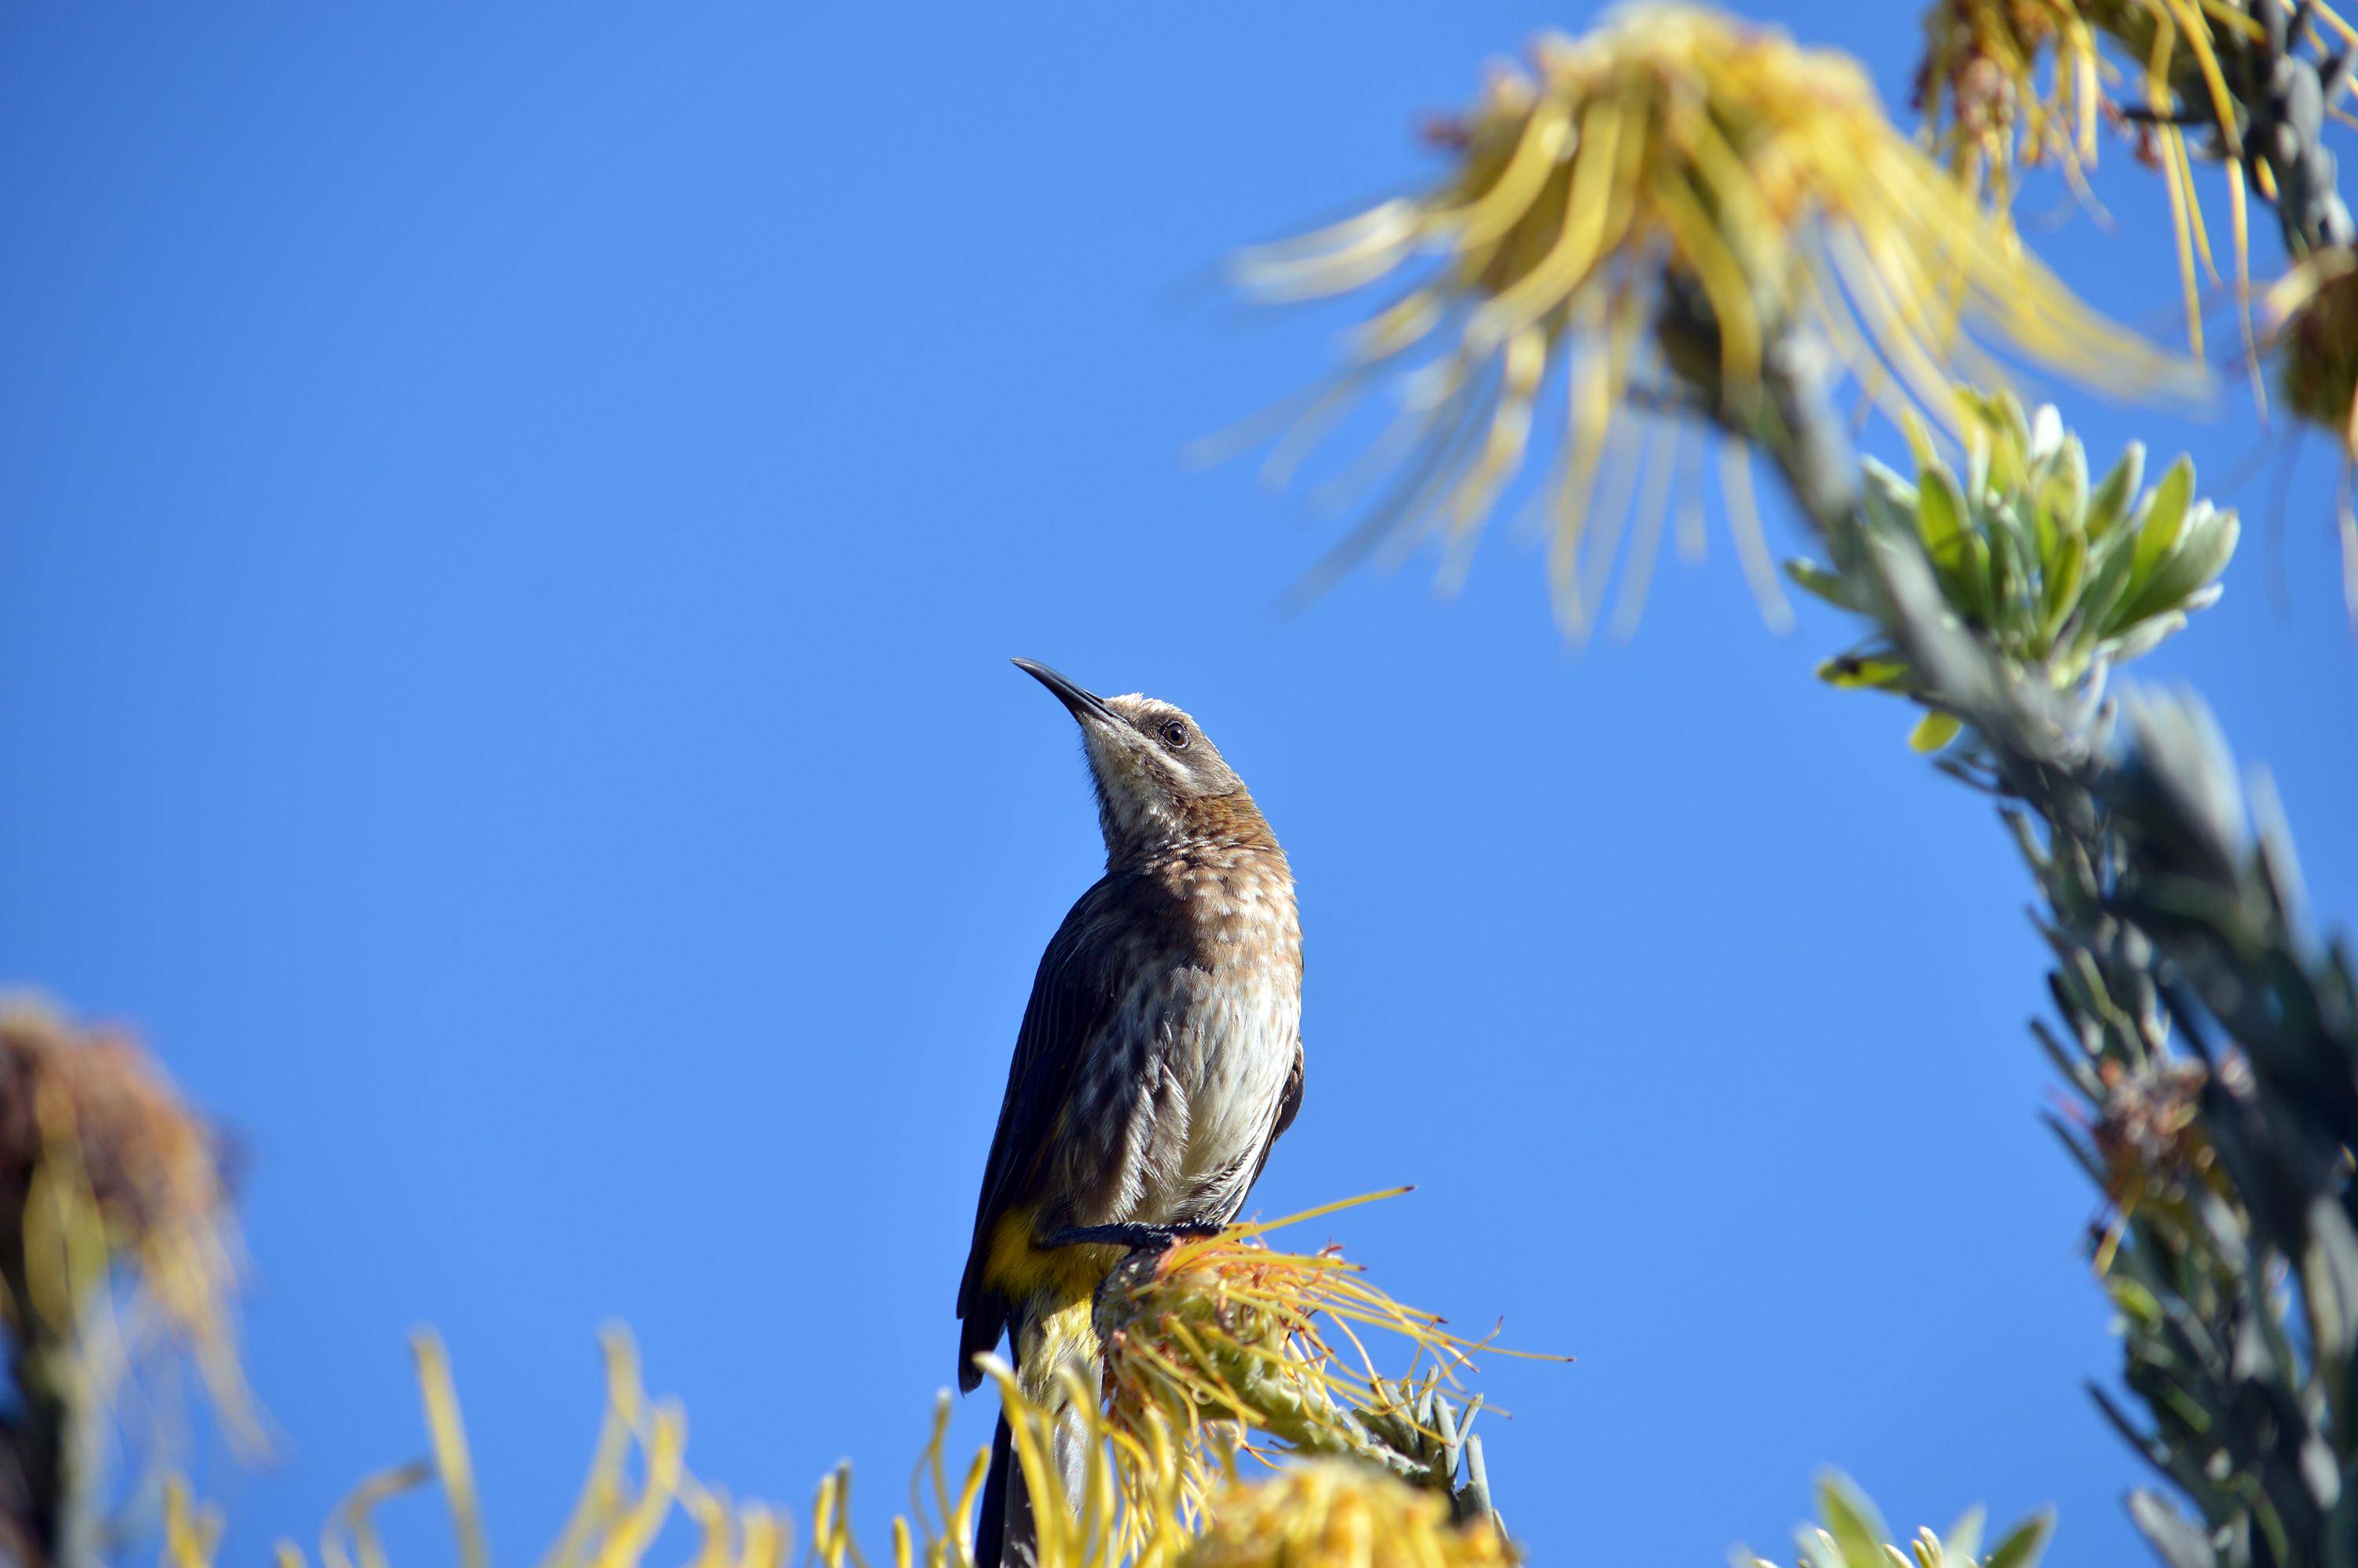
[263,1329,793,1568]
[971,1353,1197,1568]
[2269,244,2358,450]
[986,1193,1546,1563]
[0,995,260,1470]
[159,1479,227,1568]
[1223,4,2187,633]
[1919,0,2358,365]
[1093,1194,1554,1525]
[172,1195,1541,1568]
[227,1330,1177,1568]
[166,1329,2050,1568]
[2264,244,2358,610]
[1915,0,2106,211]
[1177,1462,1515,1568]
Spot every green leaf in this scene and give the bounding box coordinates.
[2105,610,2187,664]
[1958,529,1996,625]
[1978,411,2018,497]
[2086,442,2145,538]
[1941,1507,1987,1566]
[2128,455,2195,586]
[1987,509,2029,626]
[1817,655,1912,691]
[1917,465,1968,571]
[2073,531,2143,644]
[2117,506,2239,628]
[1794,1530,1842,1568]
[1909,711,1964,753]
[2040,527,2088,648]
[2052,434,2089,542]
[1901,408,1937,472]
[1860,460,1919,539]
[2108,1273,2164,1324]
[1983,1509,2055,1568]
[1813,1474,1892,1568]
[2028,481,2059,570]
[1785,557,1868,611]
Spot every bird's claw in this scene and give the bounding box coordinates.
[1044,1221,1225,1253]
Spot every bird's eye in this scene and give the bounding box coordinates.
[1159,720,1190,750]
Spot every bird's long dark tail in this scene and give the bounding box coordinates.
[975,1415,1021,1568]
[975,1294,1097,1568]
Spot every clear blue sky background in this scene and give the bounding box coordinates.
[2,3,2354,1562]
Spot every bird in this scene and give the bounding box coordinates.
[957,659,1304,1568]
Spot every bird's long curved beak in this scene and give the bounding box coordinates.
[1012,658,1122,726]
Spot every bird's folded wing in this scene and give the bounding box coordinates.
[957,877,1127,1322]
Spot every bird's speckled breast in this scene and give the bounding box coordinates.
[1131,842,1302,1225]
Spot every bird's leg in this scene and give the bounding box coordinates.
[1043,1221,1226,1253]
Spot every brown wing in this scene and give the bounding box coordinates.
[955,877,1128,1389]
[1240,1034,1304,1203]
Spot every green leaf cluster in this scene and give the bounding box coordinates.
[1735,1471,2052,1568]
[1792,392,2238,750]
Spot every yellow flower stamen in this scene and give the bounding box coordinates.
[1223,5,2190,628]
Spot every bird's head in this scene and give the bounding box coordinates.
[1012,659,1275,859]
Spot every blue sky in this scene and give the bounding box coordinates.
[2,2,2354,1562]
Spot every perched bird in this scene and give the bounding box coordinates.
[958,659,1305,1568]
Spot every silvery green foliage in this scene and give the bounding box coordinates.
[1735,380,2356,1566]
[1633,1,2351,1541]
[1789,392,2237,750]
[1653,255,2358,1561]
[1816,439,2358,1566]
[2081,694,2358,1568]
[1732,1473,2051,1568]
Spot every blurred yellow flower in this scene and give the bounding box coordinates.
[971,1353,1196,1568]
[2270,244,2358,452]
[191,1198,1542,1568]
[234,1330,793,1568]
[1915,0,2106,208]
[1918,0,2358,363]
[2264,244,2358,611]
[0,992,260,1562]
[1177,1463,1514,1568]
[159,1338,2048,1568]
[187,1322,1475,1568]
[1222,4,2187,632]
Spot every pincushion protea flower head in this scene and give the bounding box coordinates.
[1177,1462,1515,1568]
[163,1331,2046,1568]
[977,1194,1545,1562]
[2270,247,2358,452]
[1915,0,2106,210]
[1224,4,2188,632]
[0,997,257,1467]
[1092,1195,1554,1529]
[2264,245,2358,610]
[1919,0,2358,364]
[174,1309,1520,1568]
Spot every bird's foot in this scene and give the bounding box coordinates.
[1044,1221,1226,1253]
